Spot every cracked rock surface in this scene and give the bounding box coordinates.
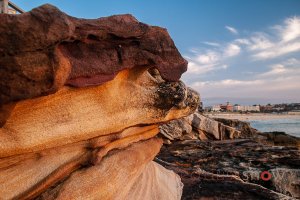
[157,112,300,199]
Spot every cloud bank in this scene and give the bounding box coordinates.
[183,16,300,105]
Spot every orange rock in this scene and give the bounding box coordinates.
[38,138,163,200]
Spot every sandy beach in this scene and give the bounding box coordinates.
[206,112,300,121]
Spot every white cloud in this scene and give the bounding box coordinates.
[284,57,300,65]
[234,38,251,45]
[248,33,274,51]
[276,16,300,42]
[259,64,287,77]
[185,43,241,75]
[187,62,219,74]
[258,58,300,77]
[196,51,220,64]
[184,16,300,103]
[192,79,263,88]
[224,44,241,57]
[191,76,300,99]
[188,57,300,100]
[185,51,224,75]
[250,16,300,60]
[202,41,220,47]
[252,41,300,60]
[225,25,238,34]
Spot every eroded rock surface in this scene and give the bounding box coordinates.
[157,111,300,199]
[0,4,186,105]
[159,112,255,141]
[0,5,199,199]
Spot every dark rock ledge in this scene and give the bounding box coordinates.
[158,112,300,199]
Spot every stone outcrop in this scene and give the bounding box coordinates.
[0,4,188,126]
[0,5,199,199]
[159,112,256,142]
[158,111,300,199]
[157,139,300,199]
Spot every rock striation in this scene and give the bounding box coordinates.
[0,4,199,199]
[0,4,188,126]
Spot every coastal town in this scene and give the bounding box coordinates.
[203,102,300,113]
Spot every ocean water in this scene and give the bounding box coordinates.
[248,119,300,137]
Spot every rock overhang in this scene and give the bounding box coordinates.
[0,4,199,156]
[0,4,199,199]
[0,4,188,105]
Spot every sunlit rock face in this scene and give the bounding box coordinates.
[0,4,199,199]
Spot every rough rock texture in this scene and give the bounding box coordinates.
[0,5,199,199]
[159,112,254,141]
[257,131,300,147]
[159,117,194,141]
[157,111,300,199]
[0,67,198,158]
[214,117,260,138]
[157,139,299,199]
[0,4,187,107]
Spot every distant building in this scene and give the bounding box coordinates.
[233,105,260,112]
[220,102,233,112]
[260,104,273,112]
[211,105,221,112]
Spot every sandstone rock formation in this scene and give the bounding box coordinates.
[0,3,188,126]
[0,4,199,199]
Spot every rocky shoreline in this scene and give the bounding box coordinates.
[158,112,300,199]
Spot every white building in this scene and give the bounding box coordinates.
[212,105,221,112]
[233,105,260,112]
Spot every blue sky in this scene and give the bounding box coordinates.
[13,0,300,105]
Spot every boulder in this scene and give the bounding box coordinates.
[0,4,188,126]
[159,117,194,140]
[159,112,244,141]
[214,117,258,138]
[0,4,199,199]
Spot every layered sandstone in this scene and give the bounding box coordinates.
[0,5,199,199]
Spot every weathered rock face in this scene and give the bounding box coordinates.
[0,5,199,199]
[214,117,259,138]
[0,67,198,158]
[0,4,188,125]
[159,112,254,141]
